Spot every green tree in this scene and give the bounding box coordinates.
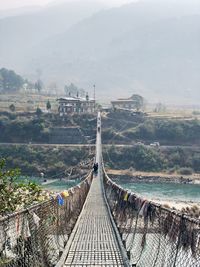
[48,82,58,95]
[154,103,166,113]
[130,94,144,111]
[0,68,24,92]
[35,79,43,93]
[0,73,3,92]
[46,100,51,111]
[36,107,42,116]
[64,83,86,97]
[137,120,155,139]
[192,154,200,172]
[9,104,15,112]
[0,159,42,215]
[131,145,164,171]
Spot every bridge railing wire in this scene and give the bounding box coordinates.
[0,173,93,267]
[103,169,200,267]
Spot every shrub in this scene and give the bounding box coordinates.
[167,167,178,174]
[178,167,193,175]
[192,154,200,172]
[36,107,42,116]
[0,158,42,215]
[9,104,15,112]
[192,110,200,115]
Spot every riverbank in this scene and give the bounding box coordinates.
[148,197,200,211]
[106,168,200,184]
[106,168,200,212]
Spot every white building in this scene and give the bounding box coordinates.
[57,94,95,116]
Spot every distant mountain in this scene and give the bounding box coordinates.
[1,0,200,104]
[28,0,200,104]
[0,1,106,71]
[0,6,41,19]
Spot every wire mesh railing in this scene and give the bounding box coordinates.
[103,170,200,267]
[0,173,92,267]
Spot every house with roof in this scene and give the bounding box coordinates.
[57,93,95,116]
[111,95,139,110]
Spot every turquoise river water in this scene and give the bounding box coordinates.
[118,182,200,203]
[41,179,200,203]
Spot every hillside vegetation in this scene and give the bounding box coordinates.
[0,111,96,143]
[0,110,199,176]
[102,111,200,145]
[0,145,94,177]
[0,110,199,145]
[103,145,200,174]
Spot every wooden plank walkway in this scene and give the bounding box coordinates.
[63,114,125,266]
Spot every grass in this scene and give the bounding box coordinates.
[0,93,59,113]
[147,108,200,120]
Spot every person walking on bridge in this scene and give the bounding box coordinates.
[93,162,98,174]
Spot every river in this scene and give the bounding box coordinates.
[118,181,200,203]
[42,178,200,203]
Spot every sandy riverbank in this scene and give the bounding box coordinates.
[149,198,200,211]
[106,168,200,184]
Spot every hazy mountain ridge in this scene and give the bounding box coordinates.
[0,1,106,70]
[1,0,200,104]
[28,1,200,103]
[0,6,41,19]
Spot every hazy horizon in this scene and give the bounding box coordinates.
[0,0,137,10]
[1,0,200,104]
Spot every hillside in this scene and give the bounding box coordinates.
[101,110,200,146]
[0,1,106,74]
[29,1,200,104]
[1,0,200,104]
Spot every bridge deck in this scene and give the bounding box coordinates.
[64,175,124,266]
[64,114,124,266]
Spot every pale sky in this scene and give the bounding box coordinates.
[0,0,136,10]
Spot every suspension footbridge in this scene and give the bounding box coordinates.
[58,115,128,266]
[0,113,199,267]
